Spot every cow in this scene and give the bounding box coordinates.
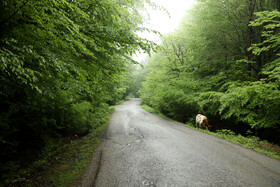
[196,114,210,130]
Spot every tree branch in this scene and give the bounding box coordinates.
[0,0,29,26]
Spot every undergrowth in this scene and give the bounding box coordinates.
[6,106,115,187]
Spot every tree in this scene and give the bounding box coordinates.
[0,0,157,184]
[140,0,280,141]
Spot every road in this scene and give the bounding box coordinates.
[94,99,280,187]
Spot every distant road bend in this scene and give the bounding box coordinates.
[94,99,280,187]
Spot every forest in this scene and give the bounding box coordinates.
[140,0,280,144]
[0,0,157,184]
[1,0,280,185]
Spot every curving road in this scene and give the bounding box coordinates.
[94,99,280,187]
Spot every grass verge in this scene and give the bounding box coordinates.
[140,104,168,119]
[9,106,115,187]
[140,104,280,160]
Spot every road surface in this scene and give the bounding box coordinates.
[94,99,280,186]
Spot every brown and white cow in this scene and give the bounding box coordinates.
[196,114,210,130]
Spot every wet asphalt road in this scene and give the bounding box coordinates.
[94,99,280,187]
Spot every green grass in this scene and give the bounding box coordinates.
[9,122,109,187]
[140,104,169,119]
[141,104,280,160]
[46,123,107,187]
[8,106,115,187]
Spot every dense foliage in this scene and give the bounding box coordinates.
[141,0,280,143]
[0,0,156,184]
[125,64,149,97]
